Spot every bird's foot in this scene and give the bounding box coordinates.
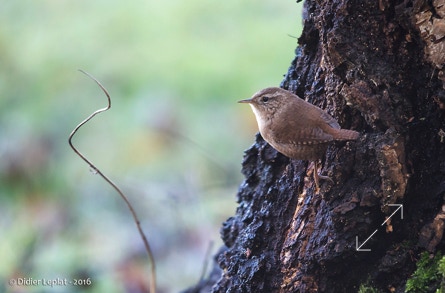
[317,173,334,184]
[312,162,334,193]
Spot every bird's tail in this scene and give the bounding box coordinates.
[333,129,360,141]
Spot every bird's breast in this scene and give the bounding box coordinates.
[250,105,267,133]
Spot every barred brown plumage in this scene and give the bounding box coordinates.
[239,87,359,191]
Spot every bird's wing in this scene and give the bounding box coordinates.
[269,98,337,145]
[319,111,340,129]
[271,125,334,145]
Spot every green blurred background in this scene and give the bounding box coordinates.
[0,1,302,292]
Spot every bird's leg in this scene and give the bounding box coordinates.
[313,161,321,192]
[313,160,334,192]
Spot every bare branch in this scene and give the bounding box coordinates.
[69,70,156,293]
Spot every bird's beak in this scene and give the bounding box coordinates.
[238,98,253,104]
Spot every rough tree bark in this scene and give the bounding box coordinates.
[184,0,445,292]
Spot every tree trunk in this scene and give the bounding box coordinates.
[184,0,445,292]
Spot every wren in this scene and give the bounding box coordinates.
[239,87,359,190]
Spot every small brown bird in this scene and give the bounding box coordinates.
[239,87,359,190]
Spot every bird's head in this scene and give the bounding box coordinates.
[238,87,290,123]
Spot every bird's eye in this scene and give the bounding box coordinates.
[261,96,270,103]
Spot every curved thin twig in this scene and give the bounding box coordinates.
[69,70,156,293]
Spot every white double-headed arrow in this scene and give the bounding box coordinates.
[356,204,403,252]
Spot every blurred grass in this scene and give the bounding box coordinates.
[0,1,302,292]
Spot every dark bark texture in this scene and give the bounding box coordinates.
[183,0,445,292]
